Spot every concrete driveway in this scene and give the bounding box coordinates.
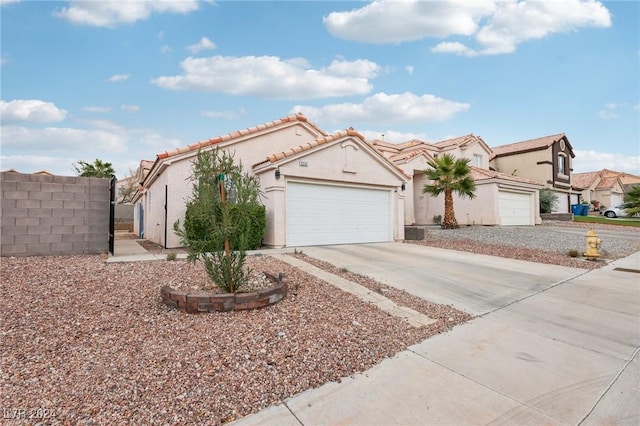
[232,243,640,426]
[302,242,588,316]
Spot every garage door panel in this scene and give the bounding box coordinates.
[499,191,533,226]
[286,182,391,246]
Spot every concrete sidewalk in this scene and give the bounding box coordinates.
[229,250,640,426]
[107,239,294,263]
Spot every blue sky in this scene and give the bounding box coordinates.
[1,0,638,179]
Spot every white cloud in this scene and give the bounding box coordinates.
[325,0,611,56]
[324,0,494,43]
[1,125,128,153]
[0,154,67,174]
[405,65,414,75]
[0,99,67,123]
[596,103,618,120]
[573,150,640,174]
[292,92,470,125]
[358,129,429,143]
[467,0,612,56]
[121,104,140,113]
[152,56,378,99]
[55,0,200,28]
[187,37,217,54]
[201,109,244,119]
[83,106,111,113]
[107,73,130,83]
[0,0,21,6]
[431,41,479,57]
[161,44,172,54]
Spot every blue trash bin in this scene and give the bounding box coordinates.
[571,204,580,215]
[580,204,589,216]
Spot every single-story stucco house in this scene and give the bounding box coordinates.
[133,114,550,249]
[573,169,640,209]
[133,114,408,248]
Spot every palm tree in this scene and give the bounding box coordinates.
[423,153,476,229]
[73,159,115,178]
[623,185,640,217]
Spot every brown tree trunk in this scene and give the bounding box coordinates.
[442,189,458,229]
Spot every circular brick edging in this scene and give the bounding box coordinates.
[160,272,287,313]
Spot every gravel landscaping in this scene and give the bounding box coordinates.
[1,254,468,425]
[409,221,640,270]
[2,221,638,424]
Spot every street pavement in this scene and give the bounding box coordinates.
[230,243,640,426]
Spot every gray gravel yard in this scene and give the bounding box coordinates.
[410,221,640,269]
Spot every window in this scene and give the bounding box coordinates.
[473,154,483,167]
[557,154,566,175]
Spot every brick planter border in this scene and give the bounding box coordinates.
[160,272,287,313]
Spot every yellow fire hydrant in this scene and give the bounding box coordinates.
[584,229,602,260]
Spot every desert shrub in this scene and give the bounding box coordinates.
[174,148,265,293]
[539,188,559,213]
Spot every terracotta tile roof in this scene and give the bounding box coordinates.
[596,176,620,190]
[370,139,426,153]
[572,171,600,189]
[155,113,325,160]
[469,166,544,186]
[491,133,566,157]
[600,168,640,184]
[433,134,485,150]
[259,128,365,165]
[389,148,434,163]
[254,129,409,179]
[136,160,154,184]
[573,169,640,190]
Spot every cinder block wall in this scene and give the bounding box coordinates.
[0,171,110,256]
[114,203,134,232]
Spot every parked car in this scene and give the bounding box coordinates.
[601,203,635,218]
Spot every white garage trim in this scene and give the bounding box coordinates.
[498,190,533,226]
[286,182,392,246]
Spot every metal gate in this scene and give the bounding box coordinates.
[108,176,116,255]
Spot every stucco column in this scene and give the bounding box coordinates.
[403,175,416,225]
[262,184,286,248]
[395,190,405,241]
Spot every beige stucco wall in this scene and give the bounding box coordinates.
[491,148,552,183]
[256,137,406,247]
[141,130,407,248]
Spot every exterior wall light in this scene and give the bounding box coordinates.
[275,169,281,180]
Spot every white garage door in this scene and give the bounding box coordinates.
[286,182,391,246]
[498,191,533,226]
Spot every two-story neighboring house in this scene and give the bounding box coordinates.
[490,134,578,213]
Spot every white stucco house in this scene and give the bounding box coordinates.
[372,135,544,226]
[133,114,408,248]
[133,115,551,249]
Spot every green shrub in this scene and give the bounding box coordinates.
[539,188,559,213]
[166,252,177,261]
[173,148,265,293]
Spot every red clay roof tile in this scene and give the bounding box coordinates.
[491,133,566,157]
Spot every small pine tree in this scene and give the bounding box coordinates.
[173,148,265,293]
